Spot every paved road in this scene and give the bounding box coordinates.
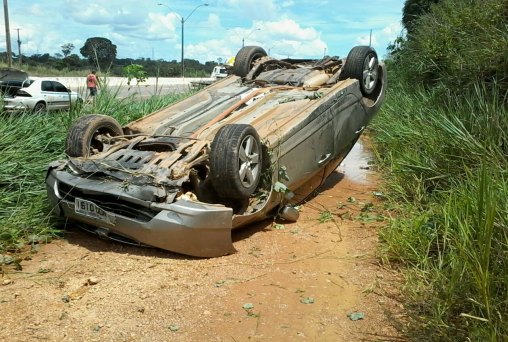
[56,76,213,100]
[94,84,193,99]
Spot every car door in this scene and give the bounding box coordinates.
[277,106,335,191]
[40,81,57,110]
[331,87,367,160]
[52,81,72,109]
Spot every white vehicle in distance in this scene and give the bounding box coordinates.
[3,78,82,113]
[211,65,228,79]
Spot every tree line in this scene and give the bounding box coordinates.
[1,37,219,77]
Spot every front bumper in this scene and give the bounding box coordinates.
[46,163,235,257]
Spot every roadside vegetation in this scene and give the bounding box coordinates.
[0,88,190,253]
[0,37,217,78]
[372,0,508,340]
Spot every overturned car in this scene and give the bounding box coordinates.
[46,45,386,257]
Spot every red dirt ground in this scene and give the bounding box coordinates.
[0,142,406,341]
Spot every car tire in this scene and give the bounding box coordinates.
[71,98,83,111]
[33,102,46,113]
[210,124,263,199]
[339,46,379,96]
[66,114,123,157]
[232,46,267,77]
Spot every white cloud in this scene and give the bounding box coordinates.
[354,21,402,56]
[146,12,179,40]
[27,5,44,16]
[206,14,222,30]
[187,18,327,62]
[382,22,403,37]
[217,0,279,20]
[356,34,377,46]
[258,19,319,41]
[2,0,405,62]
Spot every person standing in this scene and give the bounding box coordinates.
[86,70,98,97]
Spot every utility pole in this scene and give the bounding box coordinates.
[3,0,12,67]
[157,3,208,79]
[16,28,21,65]
[242,28,260,48]
[181,16,184,78]
[369,29,372,46]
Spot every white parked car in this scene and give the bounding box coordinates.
[3,78,82,113]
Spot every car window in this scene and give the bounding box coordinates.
[22,80,34,88]
[53,81,68,92]
[41,81,54,92]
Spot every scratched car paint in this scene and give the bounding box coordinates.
[46,45,387,257]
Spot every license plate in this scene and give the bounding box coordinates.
[75,198,115,224]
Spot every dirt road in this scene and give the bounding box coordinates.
[0,142,404,341]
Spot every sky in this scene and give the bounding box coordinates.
[1,0,405,63]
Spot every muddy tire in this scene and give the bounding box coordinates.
[232,46,267,77]
[339,46,379,96]
[210,124,263,199]
[66,114,123,157]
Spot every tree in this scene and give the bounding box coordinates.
[80,37,117,71]
[396,0,508,93]
[63,54,82,68]
[402,0,441,35]
[61,43,75,57]
[123,64,147,86]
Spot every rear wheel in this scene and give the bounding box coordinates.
[66,114,123,157]
[33,102,46,113]
[339,46,379,96]
[232,46,267,77]
[210,124,263,199]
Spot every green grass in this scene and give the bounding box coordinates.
[0,86,191,252]
[371,84,508,340]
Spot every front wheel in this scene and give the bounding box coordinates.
[66,114,123,157]
[209,124,263,199]
[339,46,379,96]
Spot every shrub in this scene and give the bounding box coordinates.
[391,0,508,94]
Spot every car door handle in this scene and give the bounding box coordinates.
[318,153,332,165]
[355,126,365,134]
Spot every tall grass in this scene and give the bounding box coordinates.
[371,84,508,340]
[0,86,190,252]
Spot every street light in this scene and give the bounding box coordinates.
[158,2,208,78]
[242,28,260,48]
